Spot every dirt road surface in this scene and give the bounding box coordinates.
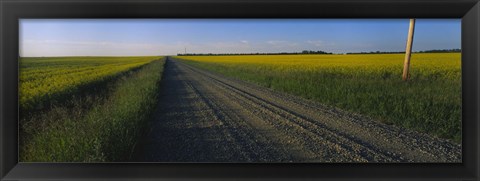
[134,57,461,163]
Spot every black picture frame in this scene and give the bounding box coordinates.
[1,0,479,180]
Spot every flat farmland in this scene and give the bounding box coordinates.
[176,53,461,142]
[135,57,461,162]
[20,57,158,111]
[20,57,165,162]
[19,54,462,162]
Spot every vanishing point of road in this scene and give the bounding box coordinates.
[134,57,461,163]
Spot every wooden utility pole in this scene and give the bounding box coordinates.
[402,19,416,81]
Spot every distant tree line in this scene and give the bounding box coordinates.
[177,49,461,56]
[346,49,461,54]
[177,50,333,56]
[346,51,406,55]
[416,49,461,53]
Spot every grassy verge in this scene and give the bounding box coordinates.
[176,54,461,142]
[20,59,165,162]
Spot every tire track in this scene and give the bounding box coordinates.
[180,60,402,162]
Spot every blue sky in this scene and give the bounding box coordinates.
[20,19,461,56]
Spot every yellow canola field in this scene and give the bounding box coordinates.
[177,53,460,81]
[20,56,160,110]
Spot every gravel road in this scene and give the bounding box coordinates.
[134,57,461,163]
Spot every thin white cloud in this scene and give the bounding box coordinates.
[25,40,160,49]
[21,39,357,56]
[266,40,287,46]
[22,39,165,56]
[265,40,299,48]
[306,40,325,47]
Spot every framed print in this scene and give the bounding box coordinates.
[1,0,479,180]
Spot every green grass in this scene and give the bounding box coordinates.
[176,53,461,142]
[20,59,165,162]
